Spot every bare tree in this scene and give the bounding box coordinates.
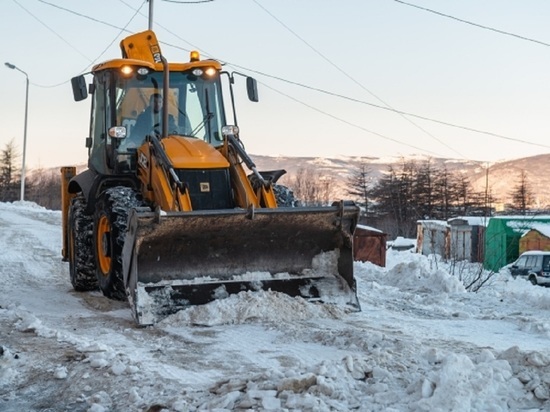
[288,167,337,206]
[26,168,62,210]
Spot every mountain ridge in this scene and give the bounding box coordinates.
[251,153,550,209]
[40,152,549,210]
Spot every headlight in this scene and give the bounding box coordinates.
[108,126,127,139]
[222,125,239,137]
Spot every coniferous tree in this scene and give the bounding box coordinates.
[347,162,372,218]
[508,170,533,215]
[0,139,20,202]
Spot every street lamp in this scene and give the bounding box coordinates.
[4,62,29,201]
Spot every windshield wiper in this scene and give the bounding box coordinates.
[190,112,213,137]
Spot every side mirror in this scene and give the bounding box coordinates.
[71,75,88,101]
[246,77,259,102]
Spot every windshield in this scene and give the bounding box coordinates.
[114,69,226,150]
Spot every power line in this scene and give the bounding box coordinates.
[117,0,201,53]
[87,1,147,67]
[252,0,466,159]
[259,81,445,157]
[393,0,550,48]
[162,0,214,3]
[37,0,125,31]
[29,0,147,88]
[25,0,550,152]
[228,63,550,150]
[13,0,92,63]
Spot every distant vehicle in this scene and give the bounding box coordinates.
[510,251,550,286]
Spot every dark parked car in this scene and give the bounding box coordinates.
[510,251,550,286]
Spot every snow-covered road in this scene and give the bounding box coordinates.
[2,201,550,411]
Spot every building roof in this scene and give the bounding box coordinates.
[448,216,490,227]
[521,223,550,238]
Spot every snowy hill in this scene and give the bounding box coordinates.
[40,152,550,209]
[252,153,550,207]
[2,201,550,410]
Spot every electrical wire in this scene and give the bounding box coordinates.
[259,81,445,157]
[36,0,125,31]
[228,63,550,150]
[87,1,146,68]
[117,0,210,55]
[162,0,214,3]
[252,0,466,159]
[28,0,147,88]
[12,0,93,63]
[393,0,550,48]
[26,0,550,152]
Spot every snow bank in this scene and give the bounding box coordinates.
[161,290,346,327]
[356,251,465,294]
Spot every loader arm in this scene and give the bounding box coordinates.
[137,135,193,212]
[221,132,278,209]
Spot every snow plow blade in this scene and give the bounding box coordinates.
[123,202,360,325]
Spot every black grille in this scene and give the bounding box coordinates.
[174,168,234,210]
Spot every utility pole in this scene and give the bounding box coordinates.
[148,0,154,30]
[4,62,29,201]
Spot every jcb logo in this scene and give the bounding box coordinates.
[200,182,210,192]
[138,152,148,168]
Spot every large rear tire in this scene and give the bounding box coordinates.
[68,194,97,291]
[93,187,141,301]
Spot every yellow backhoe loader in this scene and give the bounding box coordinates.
[61,30,360,325]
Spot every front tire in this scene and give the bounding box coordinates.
[93,187,140,301]
[68,194,97,291]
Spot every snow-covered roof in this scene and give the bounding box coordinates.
[521,223,550,238]
[356,224,382,233]
[392,236,415,247]
[518,250,550,256]
[417,220,449,229]
[448,216,490,227]
[507,219,550,235]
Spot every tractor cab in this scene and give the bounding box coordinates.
[73,61,228,175]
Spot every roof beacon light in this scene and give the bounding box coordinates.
[190,50,200,62]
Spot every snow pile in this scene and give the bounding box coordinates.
[161,290,346,327]
[356,251,465,294]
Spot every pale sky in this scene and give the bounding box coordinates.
[1,0,550,170]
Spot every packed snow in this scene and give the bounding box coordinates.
[2,201,550,411]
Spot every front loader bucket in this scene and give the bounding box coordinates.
[123,202,360,325]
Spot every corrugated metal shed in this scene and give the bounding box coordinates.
[448,217,488,263]
[416,220,449,258]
